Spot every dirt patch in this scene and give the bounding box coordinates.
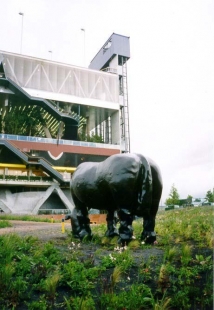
[0,220,71,241]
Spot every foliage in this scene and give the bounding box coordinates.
[186,194,192,203]
[1,105,46,136]
[78,132,104,143]
[0,206,213,309]
[165,184,180,206]
[205,189,214,202]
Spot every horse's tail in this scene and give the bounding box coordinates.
[147,157,163,217]
[136,154,153,215]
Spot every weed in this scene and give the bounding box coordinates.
[0,263,14,290]
[65,295,96,310]
[62,260,101,296]
[163,246,178,263]
[25,296,48,309]
[110,266,122,291]
[150,291,171,310]
[99,283,153,309]
[158,264,170,293]
[42,270,61,306]
[180,244,192,266]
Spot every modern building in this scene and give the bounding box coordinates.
[0,33,130,214]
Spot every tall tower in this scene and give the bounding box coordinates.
[89,33,130,153]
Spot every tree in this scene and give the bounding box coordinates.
[187,195,193,204]
[78,132,104,143]
[2,105,45,136]
[205,190,214,203]
[165,184,180,206]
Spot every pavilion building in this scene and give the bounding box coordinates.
[0,33,130,214]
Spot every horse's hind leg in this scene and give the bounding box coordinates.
[141,194,161,244]
[141,160,163,244]
[141,216,156,244]
[117,209,134,245]
[105,210,119,237]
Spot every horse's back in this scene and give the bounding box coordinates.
[97,153,142,183]
[71,153,161,211]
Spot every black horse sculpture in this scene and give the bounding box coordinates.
[66,153,162,244]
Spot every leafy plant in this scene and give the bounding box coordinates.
[62,260,100,296]
[180,244,192,266]
[163,246,178,263]
[65,295,96,310]
[42,271,61,305]
[110,266,122,292]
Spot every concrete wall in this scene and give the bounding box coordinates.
[111,111,120,145]
[0,186,75,214]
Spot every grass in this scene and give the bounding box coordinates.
[0,214,53,222]
[0,206,213,309]
[0,220,12,228]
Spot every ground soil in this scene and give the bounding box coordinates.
[0,220,212,265]
[0,220,164,263]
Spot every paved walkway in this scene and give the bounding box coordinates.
[0,220,72,240]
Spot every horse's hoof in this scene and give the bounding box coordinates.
[141,231,156,244]
[72,233,81,239]
[118,237,131,247]
[79,229,92,240]
[105,230,119,238]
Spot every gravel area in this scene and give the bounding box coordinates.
[0,220,72,241]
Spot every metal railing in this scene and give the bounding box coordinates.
[38,209,69,215]
[0,175,56,182]
[0,134,120,149]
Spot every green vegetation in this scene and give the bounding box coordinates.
[78,132,104,143]
[0,214,53,223]
[0,105,47,137]
[205,189,214,203]
[165,185,214,207]
[165,184,180,206]
[0,206,213,309]
[0,220,12,228]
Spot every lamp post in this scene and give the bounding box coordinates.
[19,12,24,54]
[48,50,53,60]
[81,28,85,66]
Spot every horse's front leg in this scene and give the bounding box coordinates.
[105,210,119,237]
[69,194,92,240]
[117,209,134,245]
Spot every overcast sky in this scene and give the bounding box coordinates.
[1,0,213,203]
